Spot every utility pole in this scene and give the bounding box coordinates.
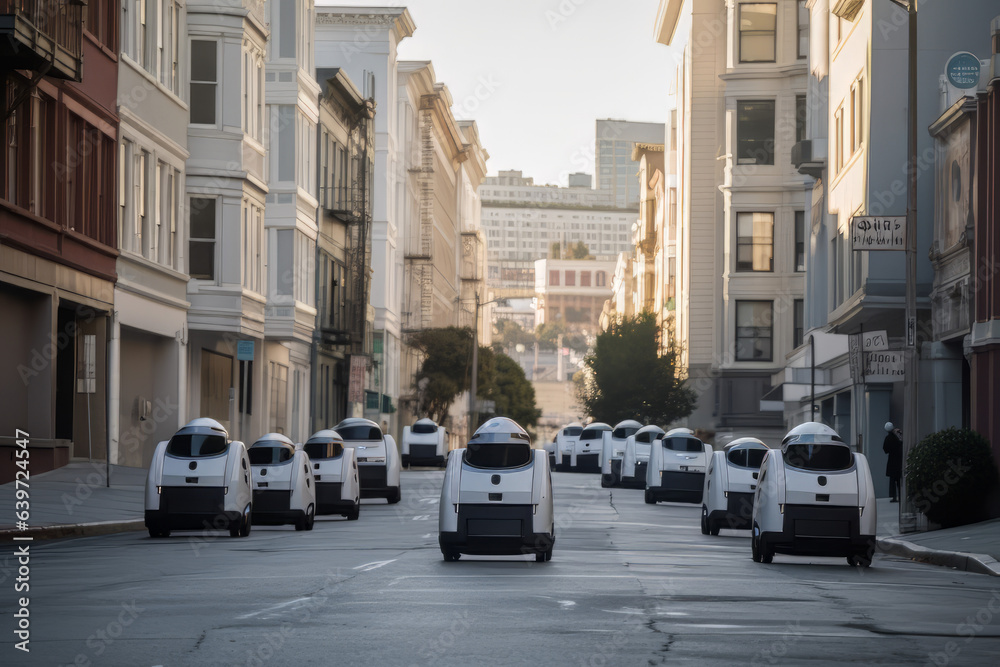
[469,291,480,443]
[899,0,919,532]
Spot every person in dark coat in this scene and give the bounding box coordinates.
[883,421,902,502]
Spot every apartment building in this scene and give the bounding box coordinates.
[112,0,190,468]
[315,7,416,439]
[481,170,634,298]
[1,0,119,478]
[183,0,270,442]
[655,0,806,443]
[313,68,375,432]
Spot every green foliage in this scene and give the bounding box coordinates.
[481,353,541,431]
[577,312,696,426]
[906,427,998,527]
[492,319,535,352]
[409,327,494,425]
[568,241,592,260]
[550,242,561,260]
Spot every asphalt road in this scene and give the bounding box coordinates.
[3,470,1000,666]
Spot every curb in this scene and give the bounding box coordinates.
[877,536,1000,577]
[0,519,146,542]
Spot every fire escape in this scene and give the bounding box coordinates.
[322,98,376,356]
[1,0,84,118]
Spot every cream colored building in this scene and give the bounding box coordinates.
[655,0,807,442]
[396,61,489,430]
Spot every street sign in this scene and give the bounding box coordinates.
[863,330,889,351]
[946,52,981,90]
[865,351,905,383]
[237,340,254,361]
[851,216,906,250]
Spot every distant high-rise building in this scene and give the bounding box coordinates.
[595,119,664,208]
[568,172,592,188]
[480,170,635,299]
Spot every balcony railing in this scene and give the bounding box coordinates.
[321,185,369,224]
[0,0,83,81]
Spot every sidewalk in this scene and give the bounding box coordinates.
[2,466,999,576]
[874,496,1000,576]
[0,461,147,540]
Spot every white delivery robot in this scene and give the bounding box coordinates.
[573,422,612,473]
[543,442,558,470]
[401,418,448,468]
[701,437,769,535]
[438,417,555,562]
[144,418,253,538]
[751,422,877,567]
[601,420,643,487]
[554,422,582,471]
[247,434,316,531]
[645,428,712,504]
[334,418,401,503]
[621,424,664,489]
[303,430,361,520]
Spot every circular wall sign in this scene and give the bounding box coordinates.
[946,52,981,90]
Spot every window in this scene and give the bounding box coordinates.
[795,210,806,272]
[596,271,607,287]
[736,100,775,165]
[735,301,773,361]
[242,201,264,293]
[549,270,560,286]
[243,47,264,142]
[795,94,807,144]
[834,106,844,172]
[190,41,218,125]
[793,299,804,348]
[736,212,773,272]
[189,198,216,280]
[269,362,288,435]
[581,271,591,287]
[797,1,809,59]
[565,271,576,286]
[851,75,865,154]
[738,3,777,63]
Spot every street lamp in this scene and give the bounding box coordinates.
[468,292,508,442]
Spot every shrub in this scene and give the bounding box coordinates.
[906,427,998,528]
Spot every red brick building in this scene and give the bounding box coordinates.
[971,19,1000,472]
[0,0,119,478]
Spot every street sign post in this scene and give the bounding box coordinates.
[850,216,906,251]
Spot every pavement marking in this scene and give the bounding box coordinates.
[353,559,398,572]
[236,597,312,620]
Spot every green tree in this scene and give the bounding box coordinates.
[409,327,496,424]
[481,353,542,431]
[492,319,535,352]
[568,240,592,260]
[577,312,696,425]
[550,242,561,259]
[535,321,565,350]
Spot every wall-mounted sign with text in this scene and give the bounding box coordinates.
[946,52,982,90]
[851,216,905,251]
[864,351,905,383]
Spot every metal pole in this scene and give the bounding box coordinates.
[469,293,479,442]
[810,334,816,421]
[900,0,919,532]
[242,359,249,442]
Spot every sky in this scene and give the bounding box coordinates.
[318,0,676,187]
